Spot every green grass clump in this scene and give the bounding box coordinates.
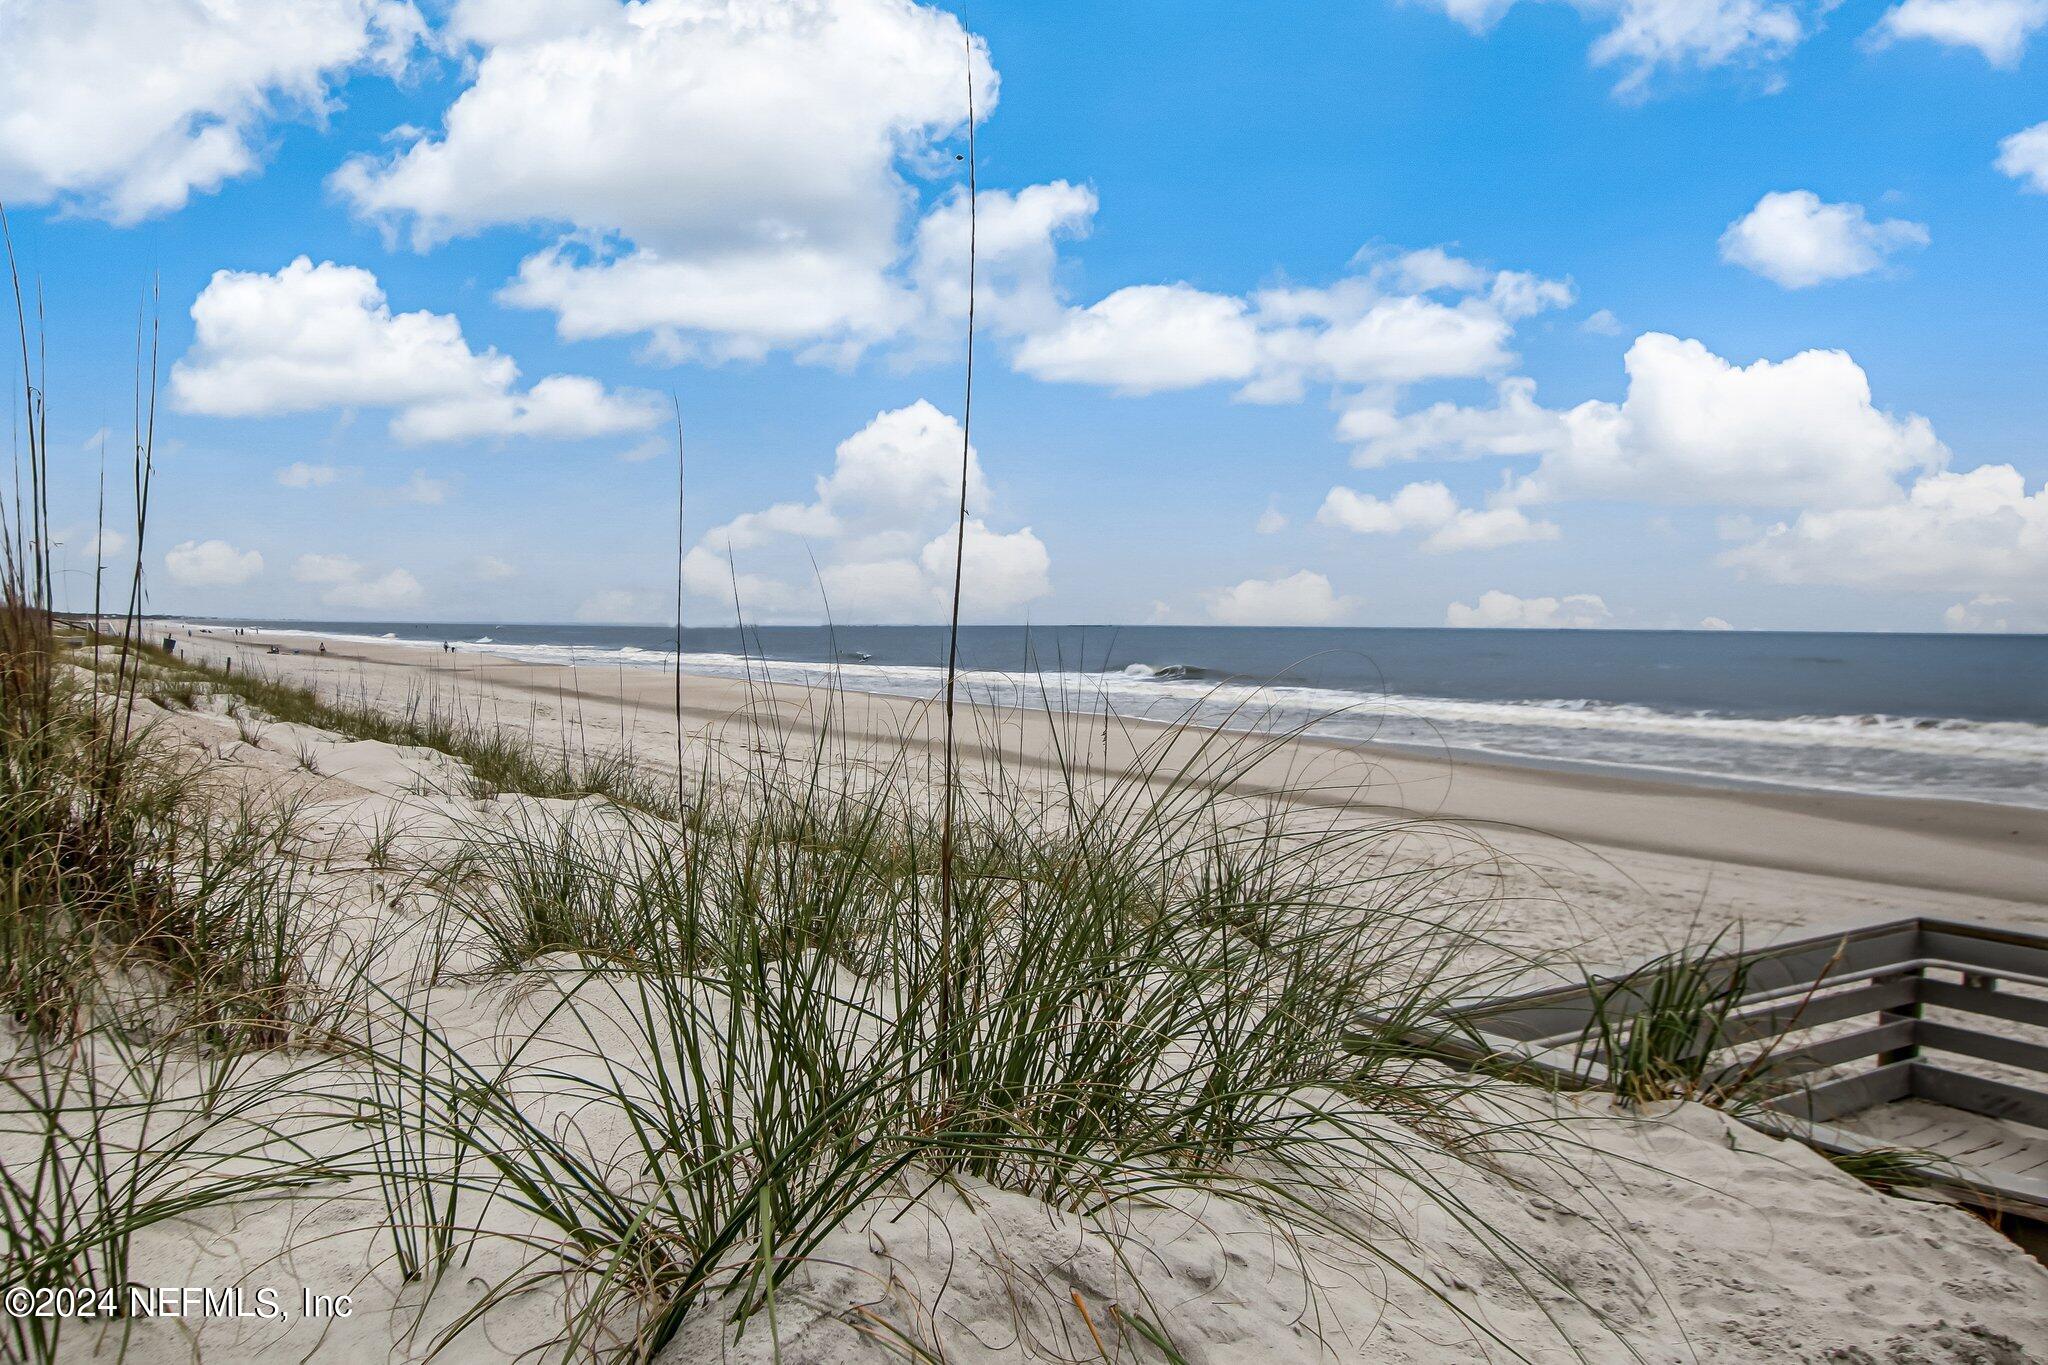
[0,668,341,1048]
[1826,1144,1948,1194]
[1574,929,1782,1110]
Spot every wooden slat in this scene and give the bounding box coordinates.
[1764,1060,1913,1123]
[1916,1020,2048,1077]
[1911,1065,2048,1130]
[1799,1120,2048,1222]
[1441,925,1933,1039]
[1745,925,1922,992]
[1764,1020,1917,1076]
[1921,926,2048,982]
[1456,921,1927,1042]
[1721,977,1918,1044]
[1457,999,1601,1045]
[1920,978,2048,1031]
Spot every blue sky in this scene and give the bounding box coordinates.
[3,0,2044,632]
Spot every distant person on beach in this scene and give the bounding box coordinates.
[318,642,326,654]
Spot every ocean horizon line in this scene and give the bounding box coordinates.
[146,613,2043,639]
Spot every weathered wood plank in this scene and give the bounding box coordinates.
[1920,926,2048,983]
[1765,1060,1913,1123]
[1916,1021,2048,1077]
[1911,1065,2048,1130]
[1767,1020,1918,1077]
[1919,978,2048,1030]
[1722,977,1919,1044]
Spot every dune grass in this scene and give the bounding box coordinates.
[1572,928,1783,1110]
[1825,1144,1950,1194]
[315,690,1576,1360]
[0,1027,349,1363]
[168,653,683,813]
[0,661,362,1048]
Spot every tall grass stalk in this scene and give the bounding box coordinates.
[937,40,981,1079]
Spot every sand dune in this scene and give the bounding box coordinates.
[19,627,2036,1363]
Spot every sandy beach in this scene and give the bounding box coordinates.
[177,626,2048,962]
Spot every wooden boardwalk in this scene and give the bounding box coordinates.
[1842,1098,2048,1185]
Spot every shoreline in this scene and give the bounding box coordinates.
[175,625,2048,911]
[174,618,2048,813]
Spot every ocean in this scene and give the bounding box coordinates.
[188,620,2048,811]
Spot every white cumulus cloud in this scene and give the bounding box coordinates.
[292,553,362,584]
[335,0,1088,363]
[1317,481,1559,552]
[1998,122,2048,193]
[0,0,421,223]
[1205,571,1354,626]
[1414,0,1805,99]
[684,401,1048,622]
[165,538,263,587]
[292,552,425,608]
[1516,335,1948,507]
[1014,285,1263,395]
[915,520,1053,617]
[56,524,130,560]
[1871,0,2048,66]
[1014,246,1571,409]
[1446,590,1612,628]
[84,530,130,559]
[1719,191,1928,289]
[1721,464,2048,599]
[1943,595,2017,632]
[1341,377,1568,467]
[1356,335,1946,510]
[171,257,662,443]
[907,181,1099,342]
[322,568,424,610]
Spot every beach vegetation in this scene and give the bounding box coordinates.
[1573,929,1789,1111]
